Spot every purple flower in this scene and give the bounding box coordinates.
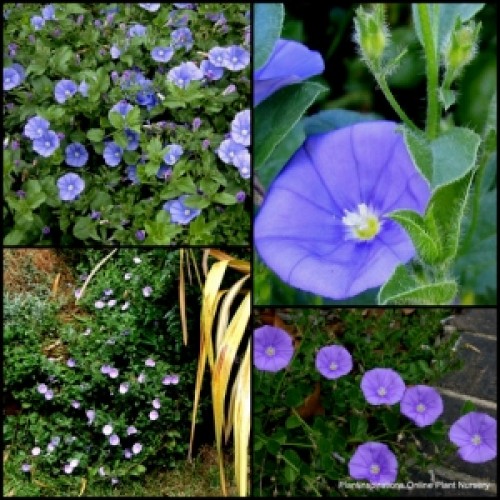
[24,116,50,139]
[167,62,203,89]
[32,446,41,456]
[126,165,140,185]
[349,442,398,485]
[230,109,250,146]
[109,434,120,446]
[111,100,133,116]
[135,229,146,241]
[45,390,54,400]
[163,144,183,165]
[21,463,31,472]
[171,27,193,50]
[208,47,227,67]
[253,325,294,372]
[54,79,78,103]
[361,368,406,406]
[71,400,80,409]
[163,196,202,225]
[151,46,174,63]
[236,191,246,203]
[67,358,76,368]
[200,60,224,81]
[136,89,158,110]
[95,300,105,309]
[254,38,325,106]
[42,226,51,235]
[37,383,48,394]
[234,149,251,179]
[31,15,45,30]
[121,301,130,311]
[449,412,497,463]
[128,23,147,37]
[400,385,443,427]
[132,442,142,454]
[110,45,121,59]
[119,382,129,394]
[142,286,153,298]
[90,211,101,220]
[124,449,132,459]
[152,398,161,409]
[170,374,179,385]
[254,121,431,300]
[145,357,155,367]
[101,364,111,374]
[138,3,161,11]
[105,288,114,296]
[42,4,56,20]
[78,80,88,97]
[315,345,353,379]
[103,142,123,167]
[64,464,74,474]
[33,130,60,157]
[149,410,159,420]
[111,478,119,485]
[224,45,250,71]
[102,424,113,436]
[57,173,85,201]
[65,143,88,167]
[109,368,119,379]
[127,425,138,436]
[217,139,246,165]
[107,299,117,307]
[162,375,173,385]
[86,409,96,424]
[192,117,202,132]
[3,67,22,91]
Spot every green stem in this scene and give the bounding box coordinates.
[373,73,419,132]
[418,4,440,139]
[278,453,322,496]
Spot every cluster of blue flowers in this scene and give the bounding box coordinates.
[217,109,251,179]
[30,4,56,31]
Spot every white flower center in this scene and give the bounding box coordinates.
[45,141,51,147]
[265,346,275,357]
[232,56,238,63]
[6,77,11,83]
[184,209,190,216]
[115,152,120,157]
[241,129,248,136]
[159,50,164,56]
[471,434,482,446]
[370,464,380,475]
[329,362,338,371]
[68,185,74,191]
[37,128,42,134]
[342,203,382,241]
[177,78,184,85]
[242,167,249,174]
[416,403,426,413]
[229,151,234,158]
[217,56,222,62]
[65,90,71,96]
[377,386,387,396]
[75,152,80,157]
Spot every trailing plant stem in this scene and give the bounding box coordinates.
[418,4,440,139]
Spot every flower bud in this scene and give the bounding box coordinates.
[354,4,389,68]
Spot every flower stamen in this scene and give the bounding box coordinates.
[342,203,382,241]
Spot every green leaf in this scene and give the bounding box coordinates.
[430,127,480,189]
[378,265,457,305]
[439,87,457,111]
[285,414,302,430]
[402,126,433,183]
[302,109,380,136]
[183,195,210,210]
[113,131,129,149]
[73,217,99,241]
[173,176,197,194]
[255,82,328,167]
[211,192,237,205]
[87,129,105,142]
[125,106,141,127]
[254,3,284,70]
[4,229,25,245]
[460,400,476,415]
[108,111,124,130]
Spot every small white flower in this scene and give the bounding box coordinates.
[102,424,113,436]
[32,446,41,456]
[133,257,141,264]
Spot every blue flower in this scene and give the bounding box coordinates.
[254,38,325,106]
[224,45,250,71]
[163,144,183,165]
[41,4,56,20]
[111,100,133,117]
[138,3,161,11]
[200,60,224,81]
[163,195,201,224]
[3,67,22,91]
[128,24,147,37]
[103,142,123,167]
[151,46,174,63]
[233,149,251,179]
[57,173,85,201]
[24,116,50,139]
[173,3,194,8]
[31,15,45,30]
[207,47,227,68]
[110,45,121,59]
[54,79,78,103]
[126,165,140,185]
[230,109,250,146]
[254,121,431,300]
[171,27,193,50]
[65,143,89,167]
[156,164,172,180]
[124,129,140,150]
[78,80,88,97]
[216,138,246,165]
[167,62,203,89]
[33,130,59,157]
[136,89,158,111]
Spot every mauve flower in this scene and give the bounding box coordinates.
[223,45,250,71]
[132,442,142,454]
[170,374,180,385]
[107,299,117,307]
[42,226,51,235]
[145,357,155,367]
[32,446,41,456]
[152,398,161,409]
[109,434,120,446]
[31,15,45,30]
[361,368,406,406]
[54,79,78,103]
[449,412,497,463]
[400,385,443,427]
[254,121,431,300]
[37,383,48,394]
[103,142,123,167]
[315,345,353,379]
[119,382,129,394]
[124,449,132,459]
[162,375,173,385]
[135,230,146,241]
[33,130,59,157]
[167,62,203,89]
[127,425,138,435]
[163,144,183,165]
[253,325,294,372]
[192,117,202,132]
[102,424,113,436]
[349,442,398,485]
[200,60,224,81]
[163,196,201,225]
[110,45,121,59]
[66,358,76,368]
[142,286,153,298]
[95,300,105,309]
[57,173,84,201]
[45,389,54,400]
[109,367,119,379]
[138,3,161,12]
[254,38,324,106]
[217,138,246,165]
[149,410,159,420]
[65,143,88,167]
[230,109,250,146]
[101,364,111,374]
[236,191,246,203]
[71,400,80,409]
[64,464,74,474]
[86,409,95,424]
[21,463,31,472]
[24,116,50,139]
[151,46,175,64]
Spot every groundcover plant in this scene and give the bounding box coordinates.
[3,249,206,493]
[3,3,251,245]
[253,3,497,305]
[253,309,497,496]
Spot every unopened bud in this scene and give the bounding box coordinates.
[443,20,481,79]
[354,4,389,68]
